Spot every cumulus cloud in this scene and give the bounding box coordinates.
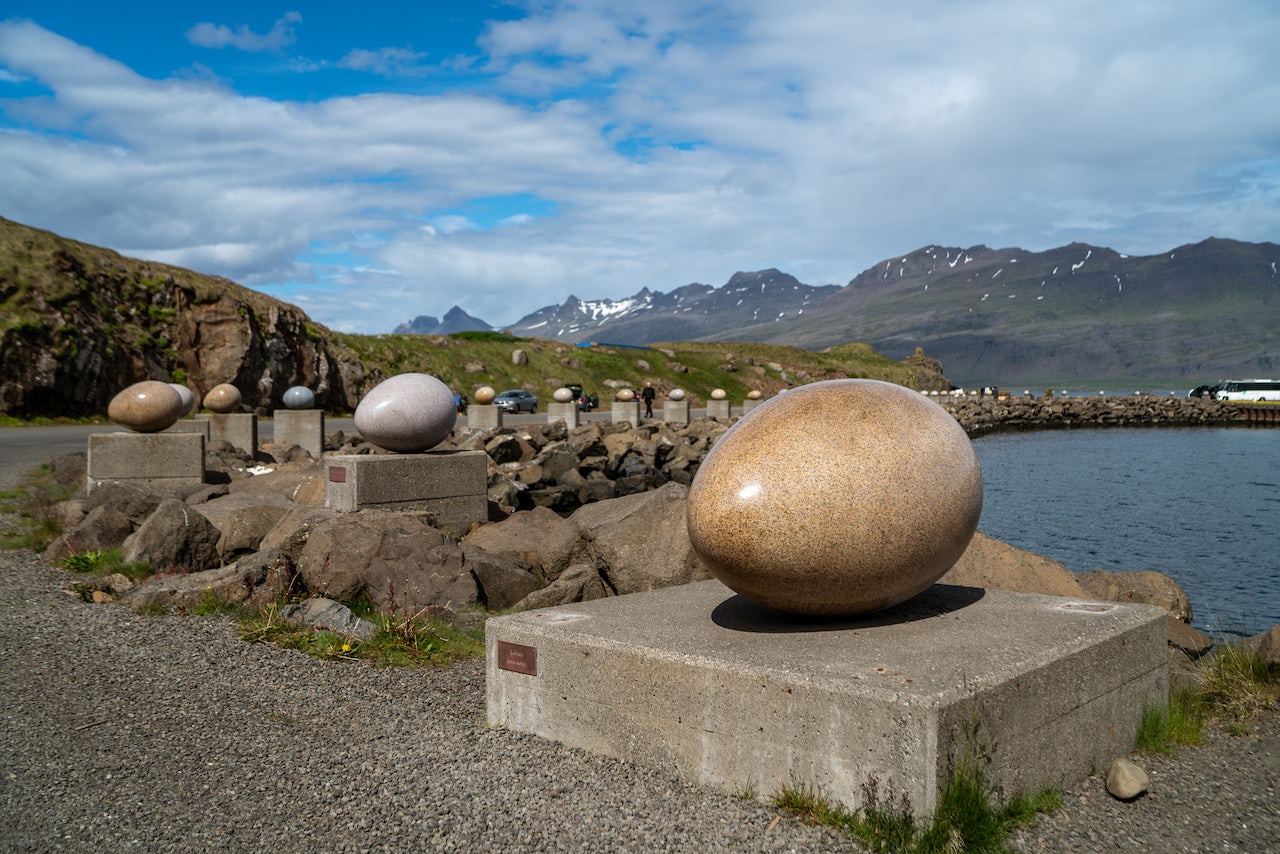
[186,11,302,52]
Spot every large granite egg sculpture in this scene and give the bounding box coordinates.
[168,383,197,416]
[474,386,496,405]
[616,388,636,402]
[204,383,241,413]
[553,387,575,403]
[108,381,185,432]
[686,379,982,616]
[746,389,763,400]
[710,388,727,400]
[668,388,686,401]
[282,385,315,410]
[354,373,456,453]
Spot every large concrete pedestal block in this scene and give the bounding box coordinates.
[706,399,731,419]
[87,432,205,495]
[611,400,640,427]
[468,405,503,431]
[272,409,325,458]
[547,402,580,429]
[487,580,1167,814]
[196,412,258,455]
[663,399,691,425]
[324,450,488,533]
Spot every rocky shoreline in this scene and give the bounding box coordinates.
[936,392,1249,436]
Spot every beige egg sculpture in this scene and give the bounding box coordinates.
[686,379,983,617]
[668,388,686,401]
[203,383,242,413]
[108,381,185,433]
[168,383,197,415]
[474,386,496,405]
[553,387,575,403]
[710,388,727,400]
[354,373,456,453]
[616,388,636,401]
[746,389,763,400]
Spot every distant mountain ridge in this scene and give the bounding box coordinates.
[393,305,492,335]
[394,238,1280,387]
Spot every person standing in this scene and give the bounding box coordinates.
[641,381,656,418]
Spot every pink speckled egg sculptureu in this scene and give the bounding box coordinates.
[355,373,457,453]
[686,379,982,616]
[108,381,185,432]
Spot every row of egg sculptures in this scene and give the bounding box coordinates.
[354,373,457,453]
[686,378,983,617]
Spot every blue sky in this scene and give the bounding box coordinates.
[2,1,1278,334]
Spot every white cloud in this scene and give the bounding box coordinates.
[186,11,302,52]
[338,47,431,77]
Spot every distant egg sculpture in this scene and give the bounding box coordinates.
[668,388,686,401]
[354,373,456,453]
[474,386,496,405]
[108,381,185,433]
[204,383,241,413]
[168,383,197,416]
[616,388,636,401]
[686,379,983,616]
[282,386,315,410]
[746,389,762,400]
[553,387,575,403]
[710,388,727,400]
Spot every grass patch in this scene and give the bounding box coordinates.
[772,761,1058,853]
[60,548,152,581]
[0,463,75,550]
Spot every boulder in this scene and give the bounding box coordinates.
[461,546,542,611]
[1168,617,1213,658]
[295,510,478,615]
[42,505,134,564]
[121,498,223,574]
[281,597,377,640]
[193,492,295,558]
[514,562,610,610]
[124,548,296,611]
[82,483,163,526]
[461,506,565,578]
[1074,569,1193,622]
[1105,757,1149,800]
[539,481,710,596]
[1257,624,1280,676]
[939,531,1085,597]
[258,505,341,557]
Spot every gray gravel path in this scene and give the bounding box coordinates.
[1,443,1277,852]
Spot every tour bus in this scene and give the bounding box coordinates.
[1212,379,1280,402]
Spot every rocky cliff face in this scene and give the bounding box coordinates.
[0,218,369,418]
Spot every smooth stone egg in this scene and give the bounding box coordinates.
[616,388,636,401]
[686,379,982,617]
[474,386,496,405]
[710,388,727,400]
[168,383,197,415]
[668,388,686,401]
[108,381,185,433]
[282,386,315,410]
[746,389,762,400]
[553,387,575,403]
[204,383,242,413]
[354,373,457,453]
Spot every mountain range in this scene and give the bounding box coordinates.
[399,239,1280,388]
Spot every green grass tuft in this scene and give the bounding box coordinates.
[59,548,152,580]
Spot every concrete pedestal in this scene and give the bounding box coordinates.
[164,419,211,439]
[611,400,640,427]
[272,409,325,458]
[663,399,691,425]
[468,405,503,431]
[87,432,205,495]
[742,399,763,414]
[547,402,580,429]
[706,399,731,420]
[487,580,1167,814]
[324,450,488,533]
[197,412,258,455]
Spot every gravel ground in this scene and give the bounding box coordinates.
[1,458,1277,852]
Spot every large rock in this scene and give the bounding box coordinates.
[461,546,542,611]
[295,510,478,614]
[1257,624,1280,676]
[258,505,341,557]
[1105,758,1149,800]
[940,532,1085,597]
[540,481,710,596]
[193,492,295,558]
[461,506,566,578]
[515,562,611,610]
[124,548,295,611]
[1075,569,1194,623]
[121,498,223,574]
[226,458,326,504]
[42,504,134,564]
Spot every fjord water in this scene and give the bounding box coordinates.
[972,427,1280,637]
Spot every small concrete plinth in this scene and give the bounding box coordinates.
[324,450,488,532]
[87,432,205,495]
[706,399,731,419]
[663,399,691,425]
[611,400,640,427]
[197,412,258,455]
[742,399,762,414]
[487,580,1167,814]
[468,405,503,431]
[272,409,325,458]
[547,402,580,429]
[164,419,211,439]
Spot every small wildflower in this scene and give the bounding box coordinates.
[341,642,352,652]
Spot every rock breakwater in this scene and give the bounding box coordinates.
[938,394,1244,436]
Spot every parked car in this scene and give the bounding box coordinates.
[494,389,538,413]
[566,383,599,411]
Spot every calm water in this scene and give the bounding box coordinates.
[972,427,1280,637]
